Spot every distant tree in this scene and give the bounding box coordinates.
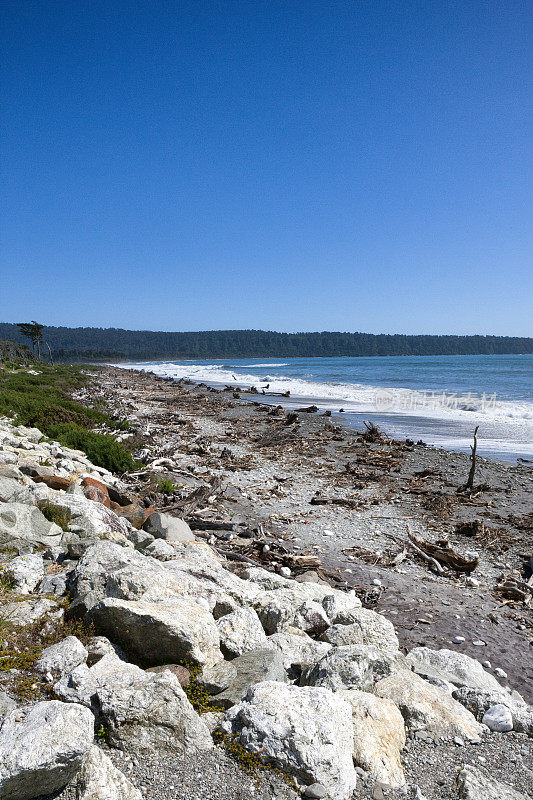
[17,320,45,360]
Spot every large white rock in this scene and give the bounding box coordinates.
[321,590,362,619]
[0,503,63,551]
[221,681,357,800]
[54,653,144,708]
[320,607,399,653]
[35,635,88,681]
[88,596,223,668]
[0,701,94,800]
[407,647,503,691]
[142,538,176,561]
[0,596,61,627]
[0,477,32,504]
[51,494,130,539]
[96,669,212,755]
[71,541,260,615]
[457,764,529,800]
[375,670,484,742]
[339,689,406,788]
[213,648,287,710]
[482,704,514,732]
[302,645,407,692]
[143,512,196,542]
[267,627,331,674]
[292,600,330,636]
[216,606,268,658]
[76,744,142,800]
[4,553,44,593]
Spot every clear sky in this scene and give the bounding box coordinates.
[1,1,532,336]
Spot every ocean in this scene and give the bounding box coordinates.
[116,354,533,462]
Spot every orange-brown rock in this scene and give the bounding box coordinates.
[83,485,112,508]
[32,475,71,491]
[82,477,111,508]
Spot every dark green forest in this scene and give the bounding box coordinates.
[1,323,531,362]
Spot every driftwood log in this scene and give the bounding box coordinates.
[407,527,478,572]
[163,477,222,516]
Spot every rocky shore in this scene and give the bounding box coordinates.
[0,364,531,800]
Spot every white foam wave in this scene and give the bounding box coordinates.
[114,360,533,450]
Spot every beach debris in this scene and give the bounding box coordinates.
[496,572,533,605]
[358,421,385,443]
[310,491,364,510]
[407,527,479,573]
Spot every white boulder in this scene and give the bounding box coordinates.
[320,607,399,652]
[4,553,44,593]
[75,744,142,800]
[0,503,63,551]
[457,764,529,799]
[407,647,503,691]
[482,704,514,732]
[143,512,196,542]
[302,645,407,692]
[96,669,212,755]
[216,606,268,658]
[221,681,357,800]
[88,596,223,668]
[35,635,88,681]
[0,701,94,800]
[267,627,331,674]
[339,689,406,787]
[375,670,484,742]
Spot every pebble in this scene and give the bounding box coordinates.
[279,566,291,578]
[472,640,486,646]
[482,660,492,669]
[494,667,508,679]
[466,576,480,587]
[452,636,465,644]
[262,545,270,553]
[453,736,464,746]
[371,578,382,587]
[441,599,451,606]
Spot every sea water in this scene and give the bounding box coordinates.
[116,354,533,462]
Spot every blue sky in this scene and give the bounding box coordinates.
[1,1,532,335]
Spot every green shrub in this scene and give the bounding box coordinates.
[47,424,137,473]
[0,364,138,473]
[156,476,179,495]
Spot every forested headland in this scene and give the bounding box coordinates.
[1,323,532,362]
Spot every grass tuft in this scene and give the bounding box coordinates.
[39,502,72,532]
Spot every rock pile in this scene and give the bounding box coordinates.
[0,416,530,800]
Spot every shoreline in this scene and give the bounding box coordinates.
[113,360,533,463]
[93,365,532,702]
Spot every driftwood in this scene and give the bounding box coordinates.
[496,574,533,605]
[407,527,478,572]
[163,477,222,516]
[310,493,364,510]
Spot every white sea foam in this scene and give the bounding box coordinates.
[114,360,533,457]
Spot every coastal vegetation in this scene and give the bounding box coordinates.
[1,323,532,362]
[0,363,137,472]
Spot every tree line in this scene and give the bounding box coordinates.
[1,323,532,362]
